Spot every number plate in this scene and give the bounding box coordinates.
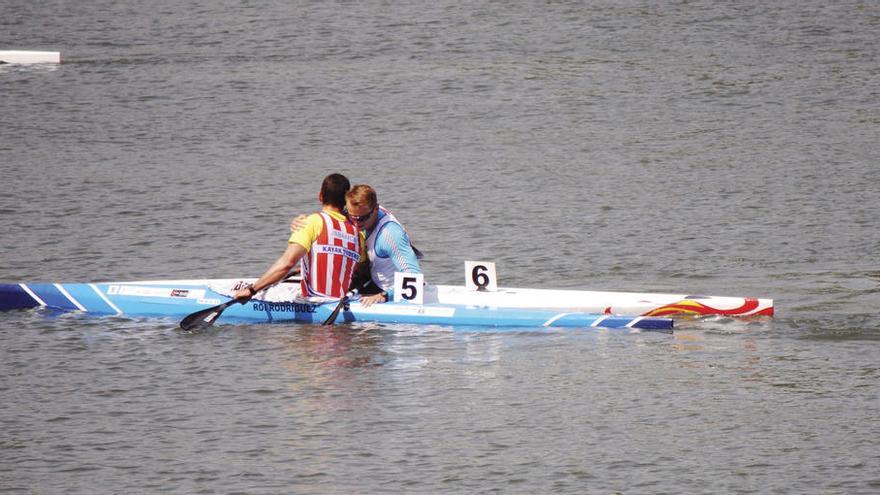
[393,272,425,305]
[464,261,497,292]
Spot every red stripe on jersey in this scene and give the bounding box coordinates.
[301,212,360,298]
[330,217,345,295]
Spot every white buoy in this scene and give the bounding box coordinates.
[0,50,62,64]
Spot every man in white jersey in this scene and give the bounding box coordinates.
[344,184,422,306]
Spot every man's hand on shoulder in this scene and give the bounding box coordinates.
[289,214,308,233]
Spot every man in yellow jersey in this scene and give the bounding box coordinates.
[290,184,422,307]
[233,173,363,301]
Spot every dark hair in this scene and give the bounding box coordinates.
[320,173,351,209]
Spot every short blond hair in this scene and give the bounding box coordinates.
[346,184,378,209]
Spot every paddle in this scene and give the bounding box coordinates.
[179,296,249,331]
[322,279,374,326]
[411,244,424,260]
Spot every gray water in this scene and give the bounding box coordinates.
[2,1,879,493]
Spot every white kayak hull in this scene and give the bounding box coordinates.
[427,285,773,317]
[0,50,61,64]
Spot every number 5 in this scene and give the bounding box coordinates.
[393,272,424,305]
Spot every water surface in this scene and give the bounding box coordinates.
[2,1,879,493]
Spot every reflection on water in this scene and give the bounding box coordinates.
[670,332,707,354]
[0,63,61,75]
[270,324,385,408]
[295,324,384,370]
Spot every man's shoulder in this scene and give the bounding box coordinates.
[377,221,408,243]
[289,213,325,247]
[293,213,323,231]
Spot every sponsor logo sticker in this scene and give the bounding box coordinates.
[116,286,206,299]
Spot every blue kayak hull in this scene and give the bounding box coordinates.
[0,282,673,332]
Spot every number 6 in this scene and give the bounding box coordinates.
[465,261,497,292]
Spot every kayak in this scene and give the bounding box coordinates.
[0,280,674,332]
[0,50,61,64]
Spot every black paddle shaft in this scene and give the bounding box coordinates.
[322,279,375,326]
